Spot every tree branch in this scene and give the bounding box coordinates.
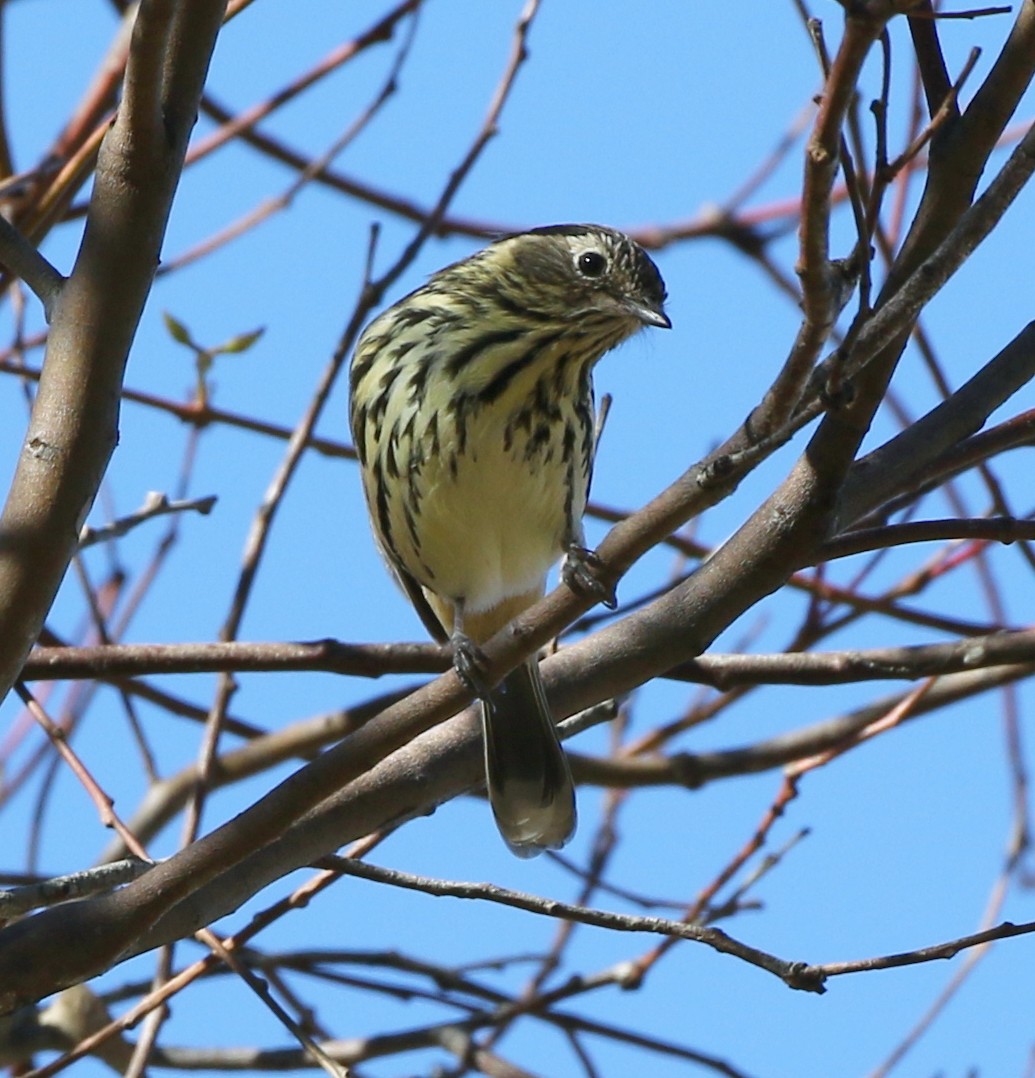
[0,0,227,705]
[0,216,65,320]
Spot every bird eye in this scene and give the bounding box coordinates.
[577,251,607,277]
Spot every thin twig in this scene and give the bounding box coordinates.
[78,493,216,549]
[327,857,826,992]
[0,216,65,319]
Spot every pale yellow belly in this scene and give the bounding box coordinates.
[412,434,574,613]
[356,322,595,619]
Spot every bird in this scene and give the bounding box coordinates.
[348,224,670,856]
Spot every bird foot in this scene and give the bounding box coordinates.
[562,545,618,610]
[451,630,492,699]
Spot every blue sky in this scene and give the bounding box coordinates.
[2,2,1035,1076]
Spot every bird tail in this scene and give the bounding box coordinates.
[482,659,577,857]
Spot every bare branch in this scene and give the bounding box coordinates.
[0,860,151,920]
[0,0,227,703]
[21,640,445,681]
[78,493,217,549]
[326,858,827,993]
[0,216,64,320]
[667,629,1035,688]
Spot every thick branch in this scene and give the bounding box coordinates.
[74,658,1035,970]
[838,322,1035,525]
[0,0,227,704]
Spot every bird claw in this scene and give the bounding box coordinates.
[452,631,492,699]
[563,545,618,610]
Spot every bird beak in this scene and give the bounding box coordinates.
[628,302,671,330]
